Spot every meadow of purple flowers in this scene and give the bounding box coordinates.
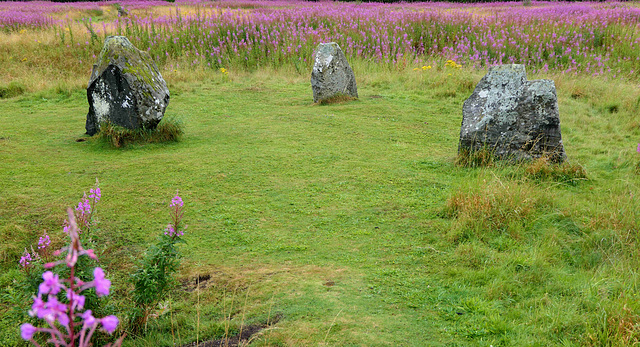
[1,0,639,78]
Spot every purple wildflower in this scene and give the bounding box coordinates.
[101,315,119,334]
[37,295,68,326]
[170,194,183,208]
[76,196,91,216]
[19,248,32,267]
[38,271,63,296]
[67,289,86,311]
[93,267,111,297]
[164,223,175,236]
[63,220,71,233]
[23,195,120,346]
[30,296,45,317]
[20,323,37,340]
[89,189,100,201]
[38,231,50,250]
[82,310,96,327]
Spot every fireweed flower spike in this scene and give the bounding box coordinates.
[166,191,186,238]
[19,249,32,268]
[22,208,121,347]
[46,210,97,269]
[170,193,183,208]
[38,231,50,250]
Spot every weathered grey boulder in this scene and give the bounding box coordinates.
[459,64,566,162]
[311,42,358,103]
[85,36,169,136]
[116,3,128,16]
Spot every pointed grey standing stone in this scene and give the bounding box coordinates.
[85,36,169,136]
[311,42,358,103]
[459,64,566,162]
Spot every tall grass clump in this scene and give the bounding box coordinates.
[455,146,495,168]
[0,82,25,99]
[97,117,183,148]
[522,156,587,184]
[443,179,549,244]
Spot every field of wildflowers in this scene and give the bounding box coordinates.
[1,0,640,85]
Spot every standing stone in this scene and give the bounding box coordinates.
[85,36,169,136]
[459,64,566,162]
[311,42,358,103]
[116,4,128,16]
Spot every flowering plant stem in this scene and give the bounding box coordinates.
[21,202,123,346]
[129,192,186,334]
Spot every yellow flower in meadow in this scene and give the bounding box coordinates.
[19,29,26,34]
[220,67,229,75]
[421,66,427,71]
[413,67,419,71]
[21,58,27,62]
[426,65,432,69]
[445,60,462,69]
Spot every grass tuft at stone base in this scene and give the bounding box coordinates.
[97,116,183,148]
[455,146,496,168]
[317,94,357,105]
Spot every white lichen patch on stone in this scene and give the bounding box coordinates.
[313,43,338,74]
[121,95,132,108]
[91,91,111,122]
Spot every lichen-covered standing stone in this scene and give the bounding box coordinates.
[85,36,169,135]
[311,42,358,103]
[459,64,566,162]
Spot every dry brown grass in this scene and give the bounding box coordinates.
[588,304,640,347]
[524,156,587,183]
[443,179,548,242]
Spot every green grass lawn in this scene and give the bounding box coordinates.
[1,67,640,346]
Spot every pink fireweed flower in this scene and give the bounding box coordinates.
[30,296,45,317]
[38,231,50,250]
[164,223,175,236]
[76,196,91,216]
[89,187,101,202]
[20,323,37,340]
[33,295,69,326]
[62,220,71,233]
[19,249,32,267]
[67,289,86,311]
[81,310,96,327]
[637,143,640,153]
[38,271,63,296]
[101,315,119,334]
[170,194,183,208]
[23,186,120,347]
[93,267,111,297]
[46,209,95,268]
